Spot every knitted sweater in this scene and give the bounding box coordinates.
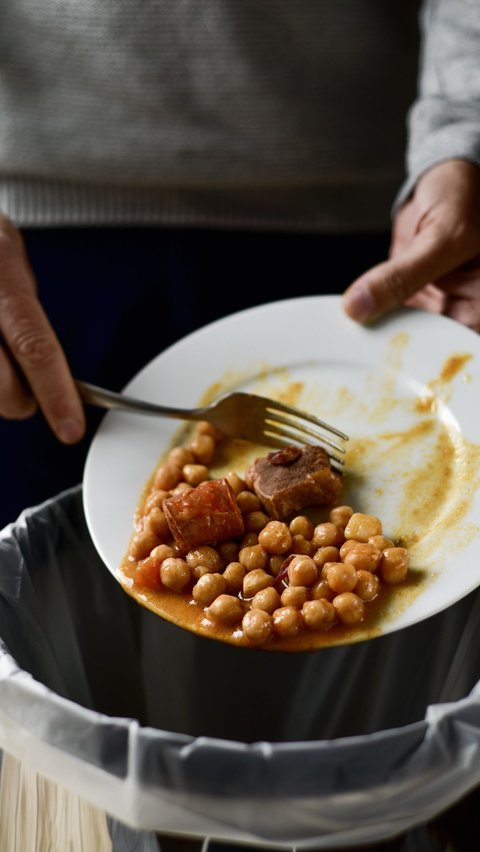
[0,0,479,231]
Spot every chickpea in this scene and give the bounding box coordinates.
[207,594,244,625]
[312,522,344,548]
[225,471,247,495]
[378,548,409,584]
[289,515,314,540]
[186,546,224,574]
[241,532,259,548]
[192,572,227,605]
[311,578,335,601]
[329,505,354,529]
[268,554,285,576]
[289,534,315,556]
[287,554,318,587]
[236,491,262,513]
[281,585,308,608]
[272,606,303,638]
[134,556,161,589]
[251,586,281,613]
[160,558,191,593]
[242,609,273,646]
[258,520,292,555]
[339,539,358,560]
[343,542,381,573]
[168,446,195,468]
[143,489,170,514]
[150,543,175,562]
[223,561,246,593]
[172,482,194,496]
[312,545,340,569]
[320,560,336,579]
[217,541,239,563]
[182,464,209,486]
[344,512,382,542]
[135,512,150,533]
[355,570,380,601]
[134,513,144,532]
[171,541,187,558]
[325,561,357,594]
[244,510,270,534]
[368,535,394,551]
[128,530,160,560]
[188,434,216,465]
[154,462,183,491]
[145,507,170,540]
[195,420,224,442]
[191,563,212,579]
[302,598,336,631]
[238,544,267,572]
[333,592,365,624]
[243,568,274,598]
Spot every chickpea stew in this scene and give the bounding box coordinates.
[119,422,409,651]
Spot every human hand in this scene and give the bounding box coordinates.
[343,159,480,331]
[0,214,85,441]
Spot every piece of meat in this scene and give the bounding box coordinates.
[245,444,342,520]
[163,477,244,551]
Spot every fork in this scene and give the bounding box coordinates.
[76,380,348,469]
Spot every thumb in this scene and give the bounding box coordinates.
[343,226,470,323]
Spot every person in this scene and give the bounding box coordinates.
[0,0,479,528]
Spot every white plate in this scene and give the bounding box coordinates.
[83,295,480,641]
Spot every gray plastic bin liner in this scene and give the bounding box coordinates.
[1,487,480,849]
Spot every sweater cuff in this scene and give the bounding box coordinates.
[392,98,480,216]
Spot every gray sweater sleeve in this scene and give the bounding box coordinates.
[394,0,480,212]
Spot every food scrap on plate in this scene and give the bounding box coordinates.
[120,423,409,650]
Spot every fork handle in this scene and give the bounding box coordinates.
[76,380,205,422]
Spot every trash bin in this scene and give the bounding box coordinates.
[2,486,480,850]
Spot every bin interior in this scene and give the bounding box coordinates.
[1,487,480,744]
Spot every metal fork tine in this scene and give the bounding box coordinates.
[262,428,345,465]
[264,398,349,441]
[264,415,347,455]
[261,430,345,471]
[77,382,350,464]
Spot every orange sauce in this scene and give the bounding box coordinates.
[118,340,480,651]
[118,553,418,651]
[118,420,416,652]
